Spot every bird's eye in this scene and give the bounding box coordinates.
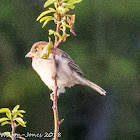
[34,47,38,52]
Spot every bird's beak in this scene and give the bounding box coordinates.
[25,52,34,58]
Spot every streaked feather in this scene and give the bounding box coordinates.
[56,48,84,75]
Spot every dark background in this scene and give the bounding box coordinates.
[0,0,140,140]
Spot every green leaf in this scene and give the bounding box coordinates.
[44,0,55,8]
[40,16,54,23]
[0,117,9,123]
[49,29,55,35]
[15,117,26,127]
[57,6,66,14]
[6,111,11,119]
[62,23,71,28]
[55,32,62,40]
[37,10,54,21]
[67,0,82,5]
[48,8,56,12]
[17,113,23,118]
[67,4,75,9]
[62,3,75,9]
[1,121,10,126]
[42,37,53,59]
[48,37,53,49]
[12,105,20,113]
[0,108,10,113]
[18,110,25,114]
[49,30,62,39]
[54,2,58,9]
[42,17,54,28]
[42,53,49,59]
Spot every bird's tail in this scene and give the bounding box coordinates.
[75,74,106,95]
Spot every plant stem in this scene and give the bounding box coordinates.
[52,20,61,140]
[54,21,61,48]
[52,62,59,140]
[11,119,16,140]
[52,1,62,139]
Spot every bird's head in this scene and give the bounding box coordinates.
[25,41,50,58]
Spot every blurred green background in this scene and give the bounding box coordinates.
[0,0,140,140]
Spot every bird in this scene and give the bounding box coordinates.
[25,41,106,98]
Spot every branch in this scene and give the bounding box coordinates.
[36,0,83,139]
[52,21,61,140]
[11,119,16,140]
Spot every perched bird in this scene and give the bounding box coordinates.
[25,41,106,97]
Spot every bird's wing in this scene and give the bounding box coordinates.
[56,48,84,76]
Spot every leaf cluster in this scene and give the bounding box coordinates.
[0,105,26,127]
[37,0,82,42]
[0,105,26,139]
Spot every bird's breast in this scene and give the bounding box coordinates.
[32,58,55,89]
[31,57,77,91]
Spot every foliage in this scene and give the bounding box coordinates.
[0,105,26,140]
[36,0,82,58]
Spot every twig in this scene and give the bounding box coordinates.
[52,20,61,140]
[54,21,61,48]
[11,118,16,140]
[18,137,26,140]
[52,53,59,140]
